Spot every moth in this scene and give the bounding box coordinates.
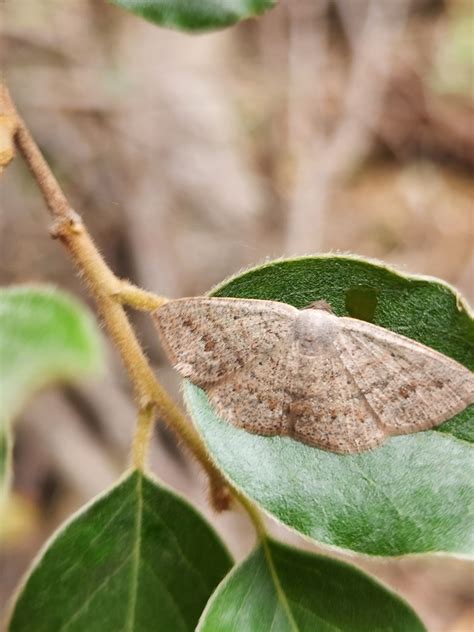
[153,298,474,454]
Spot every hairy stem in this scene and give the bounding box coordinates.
[2,82,232,511]
[233,489,267,541]
[132,404,157,470]
[114,282,169,312]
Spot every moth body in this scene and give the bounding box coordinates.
[294,308,338,355]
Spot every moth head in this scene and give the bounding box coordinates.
[304,299,334,313]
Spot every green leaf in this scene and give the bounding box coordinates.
[0,429,8,472]
[184,255,474,556]
[0,285,103,424]
[108,0,276,32]
[8,470,233,631]
[0,285,102,498]
[0,423,12,505]
[198,538,425,631]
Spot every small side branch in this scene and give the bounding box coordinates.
[114,282,169,312]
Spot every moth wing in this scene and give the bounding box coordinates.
[205,341,296,437]
[288,348,387,453]
[154,297,297,386]
[334,318,474,434]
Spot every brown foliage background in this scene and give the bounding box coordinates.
[1,1,473,629]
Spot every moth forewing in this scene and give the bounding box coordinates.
[153,297,296,386]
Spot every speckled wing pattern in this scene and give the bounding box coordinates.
[206,341,296,437]
[154,298,297,386]
[287,349,387,452]
[154,297,474,453]
[334,318,474,436]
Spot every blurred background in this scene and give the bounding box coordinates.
[1,0,473,629]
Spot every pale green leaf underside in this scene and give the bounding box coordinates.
[0,424,12,503]
[198,539,425,631]
[8,471,233,631]
[0,285,103,424]
[108,0,276,32]
[0,286,103,496]
[185,256,474,556]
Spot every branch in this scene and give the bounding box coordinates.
[0,85,17,174]
[1,82,232,511]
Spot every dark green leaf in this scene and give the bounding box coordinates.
[108,0,276,32]
[184,255,474,556]
[198,538,425,631]
[8,470,233,631]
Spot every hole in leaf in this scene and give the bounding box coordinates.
[345,287,378,322]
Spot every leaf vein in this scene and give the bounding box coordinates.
[58,553,133,631]
[143,504,210,595]
[125,472,143,631]
[142,559,189,631]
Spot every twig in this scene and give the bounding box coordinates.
[0,113,17,173]
[114,282,169,312]
[131,404,157,470]
[0,84,17,174]
[1,82,232,511]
